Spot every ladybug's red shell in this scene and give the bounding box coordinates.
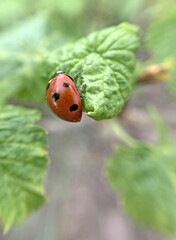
[46,72,82,122]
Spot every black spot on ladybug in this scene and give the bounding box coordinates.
[63,83,70,87]
[69,104,78,112]
[52,93,60,102]
[46,82,50,91]
[50,71,64,80]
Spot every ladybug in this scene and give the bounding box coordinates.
[46,71,82,122]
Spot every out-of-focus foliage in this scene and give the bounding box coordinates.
[0,0,146,34]
[106,109,176,234]
[0,59,22,106]
[107,143,176,234]
[145,0,176,94]
[0,105,48,232]
[0,15,48,105]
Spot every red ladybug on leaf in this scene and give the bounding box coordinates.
[46,71,83,122]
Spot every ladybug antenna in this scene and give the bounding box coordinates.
[73,72,81,81]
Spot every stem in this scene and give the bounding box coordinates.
[106,119,138,147]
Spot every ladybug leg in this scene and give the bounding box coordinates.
[73,72,81,81]
[80,82,86,92]
[79,83,86,99]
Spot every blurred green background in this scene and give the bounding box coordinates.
[1,0,176,239]
[0,0,149,104]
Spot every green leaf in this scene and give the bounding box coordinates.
[0,58,22,106]
[106,142,176,234]
[106,111,176,234]
[0,15,48,106]
[47,22,139,120]
[0,14,46,54]
[0,105,48,232]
